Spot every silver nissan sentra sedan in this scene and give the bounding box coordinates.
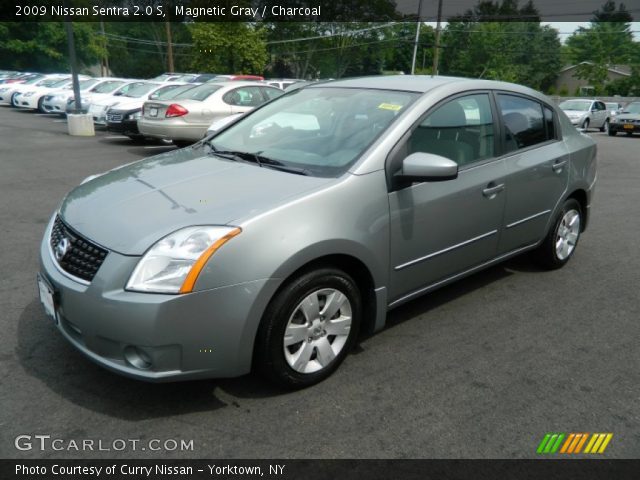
[38,76,597,388]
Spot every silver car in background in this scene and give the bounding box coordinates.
[558,98,610,132]
[138,81,283,146]
[38,76,596,388]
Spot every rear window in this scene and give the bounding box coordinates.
[173,84,223,101]
[124,83,159,97]
[91,81,125,93]
[150,84,197,100]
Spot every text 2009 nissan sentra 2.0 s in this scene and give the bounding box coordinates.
[38,76,597,388]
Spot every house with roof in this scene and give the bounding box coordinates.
[554,61,631,95]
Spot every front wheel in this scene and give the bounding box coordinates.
[534,199,582,270]
[255,268,361,389]
[581,118,590,130]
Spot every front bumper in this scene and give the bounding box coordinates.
[106,118,140,136]
[39,217,278,382]
[609,122,640,134]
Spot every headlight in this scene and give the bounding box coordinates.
[127,110,142,120]
[126,226,241,294]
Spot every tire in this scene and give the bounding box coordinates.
[10,92,19,107]
[255,267,361,389]
[581,118,589,131]
[600,119,609,133]
[608,128,617,136]
[37,97,45,113]
[534,199,582,270]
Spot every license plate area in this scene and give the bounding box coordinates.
[623,124,634,130]
[37,274,57,323]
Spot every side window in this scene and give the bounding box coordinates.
[223,87,265,107]
[596,102,606,111]
[498,94,547,153]
[544,106,556,140]
[407,93,494,167]
[261,87,284,101]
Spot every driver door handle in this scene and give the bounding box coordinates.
[482,183,505,198]
[552,160,567,172]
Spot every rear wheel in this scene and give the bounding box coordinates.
[534,199,582,270]
[255,268,361,389]
[600,119,609,133]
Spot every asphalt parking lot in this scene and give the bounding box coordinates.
[0,107,639,459]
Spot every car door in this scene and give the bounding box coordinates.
[387,92,507,302]
[595,101,607,127]
[495,93,569,253]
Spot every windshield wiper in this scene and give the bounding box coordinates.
[208,148,310,176]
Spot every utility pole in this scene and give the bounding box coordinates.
[432,0,444,77]
[410,0,424,75]
[65,21,82,113]
[100,20,109,76]
[165,18,174,73]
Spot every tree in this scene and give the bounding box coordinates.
[189,23,268,74]
[565,1,639,93]
[439,1,561,91]
[0,22,103,73]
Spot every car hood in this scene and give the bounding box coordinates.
[109,98,144,111]
[59,146,333,255]
[617,113,640,120]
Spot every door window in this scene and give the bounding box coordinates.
[407,93,495,167]
[497,94,549,153]
[223,87,265,107]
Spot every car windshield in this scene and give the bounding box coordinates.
[24,76,46,85]
[174,83,223,101]
[622,103,640,114]
[209,87,418,177]
[50,78,71,88]
[124,83,158,97]
[559,100,591,111]
[150,84,197,100]
[64,79,97,90]
[91,80,126,93]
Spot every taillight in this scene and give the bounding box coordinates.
[165,104,188,118]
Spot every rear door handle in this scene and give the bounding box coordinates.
[552,160,567,172]
[482,183,505,198]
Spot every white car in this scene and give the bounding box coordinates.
[14,76,90,112]
[0,75,66,106]
[88,82,182,125]
[558,99,610,132]
[41,78,104,114]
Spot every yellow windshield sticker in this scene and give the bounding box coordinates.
[378,103,403,111]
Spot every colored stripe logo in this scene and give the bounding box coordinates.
[537,433,613,454]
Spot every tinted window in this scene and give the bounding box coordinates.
[595,102,606,111]
[544,106,556,140]
[498,94,547,152]
[408,93,495,166]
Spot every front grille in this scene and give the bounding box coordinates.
[619,118,640,124]
[50,216,108,282]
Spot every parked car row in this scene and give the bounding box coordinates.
[2,70,306,146]
[557,98,640,137]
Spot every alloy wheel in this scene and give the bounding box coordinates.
[555,209,580,260]
[283,288,352,374]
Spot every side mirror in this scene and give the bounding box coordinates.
[397,152,458,182]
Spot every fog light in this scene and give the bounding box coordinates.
[123,346,152,370]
